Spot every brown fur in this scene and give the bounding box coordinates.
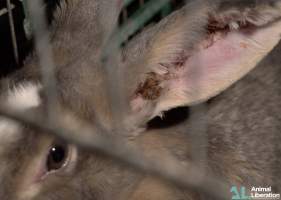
[0,0,280,199]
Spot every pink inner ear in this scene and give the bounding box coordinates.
[181,31,249,85]
[169,20,281,102]
[130,18,281,118]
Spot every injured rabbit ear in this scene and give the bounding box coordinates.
[0,0,281,200]
[121,0,281,129]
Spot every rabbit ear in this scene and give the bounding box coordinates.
[122,0,281,130]
[51,0,123,53]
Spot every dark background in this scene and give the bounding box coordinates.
[0,0,61,77]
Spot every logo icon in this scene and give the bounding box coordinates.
[231,186,250,200]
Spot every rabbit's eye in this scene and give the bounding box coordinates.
[47,143,69,171]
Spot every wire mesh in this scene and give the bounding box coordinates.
[0,0,232,199]
[6,0,19,65]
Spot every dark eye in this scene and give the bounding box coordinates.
[47,142,69,171]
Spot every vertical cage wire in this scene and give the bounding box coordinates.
[6,0,19,65]
[25,0,58,118]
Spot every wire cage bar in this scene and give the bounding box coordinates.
[0,0,231,200]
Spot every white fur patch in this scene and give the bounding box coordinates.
[7,82,41,110]
[0,83,42,148]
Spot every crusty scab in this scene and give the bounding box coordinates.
[135,72,163,100]
[135,51,189,100]
[134,2,281,102]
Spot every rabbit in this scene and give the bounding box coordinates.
[0,0,280,199]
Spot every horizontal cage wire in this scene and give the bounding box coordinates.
[0,0,230,200]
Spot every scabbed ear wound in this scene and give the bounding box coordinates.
[129,3,281,128]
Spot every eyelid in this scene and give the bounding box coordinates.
[63,145,78,174]
[18,144,78,199]
[42,144,78,180]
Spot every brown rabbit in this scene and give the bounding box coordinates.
[0,0,281,199]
